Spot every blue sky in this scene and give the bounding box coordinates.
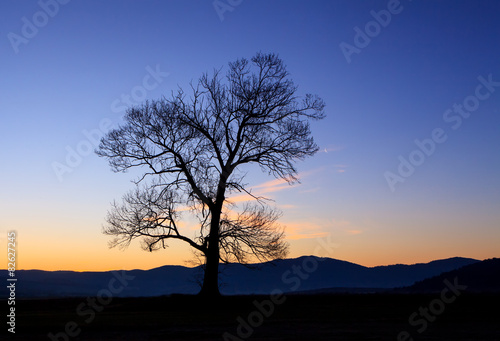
[1,0,499,270]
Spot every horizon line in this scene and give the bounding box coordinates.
[2,255,490,273]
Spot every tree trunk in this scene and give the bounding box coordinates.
[199,210,221,298]
[199,246,220,297]
[199,173,228,298]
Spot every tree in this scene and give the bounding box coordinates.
[96,52,325,297]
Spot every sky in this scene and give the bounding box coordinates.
[1,0,499,271]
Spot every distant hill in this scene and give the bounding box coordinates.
[398,258,500,293]
[0,256,480,298]
[218,256,479,294]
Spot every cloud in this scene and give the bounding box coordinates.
[252,177,294,194]
[225,193,255,204]
[331,219,363,235]
[334,164,348,173]
[298,167,326,178]
[226,168,326,204]
[284,221,330,241]
[279,204,297,209]
[287,232,330,240]
[319,145,344,153]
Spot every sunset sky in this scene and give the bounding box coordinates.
[1,0,499,271]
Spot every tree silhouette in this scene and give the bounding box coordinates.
[97,52,325,297]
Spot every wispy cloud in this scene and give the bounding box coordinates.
[287,232,330,240]
[318,145,344,154]
[331,219,363,235]
[252,177,293,194]
[334,164,348,173]
[225,193,255,204]
[284,221,330,240]
[279,204,297,209]
[226,168,326,204]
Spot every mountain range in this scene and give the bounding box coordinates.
[397,257,500,293]
[3,256,497,298]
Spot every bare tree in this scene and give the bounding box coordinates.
[97,52,325,297]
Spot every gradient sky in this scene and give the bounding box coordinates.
[1,0,499,271]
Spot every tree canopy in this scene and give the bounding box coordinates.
[97,52,325,296]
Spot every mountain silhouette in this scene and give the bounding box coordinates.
[398,257,500,293]
[0,256,480,298]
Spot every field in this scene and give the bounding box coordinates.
[4,293,500,340]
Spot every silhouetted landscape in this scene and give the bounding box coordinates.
[0,256,482,298]
[4,1,500,340]
[398,257,500,293]
[3,257,500,340]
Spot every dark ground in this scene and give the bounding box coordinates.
[3,293,500,340]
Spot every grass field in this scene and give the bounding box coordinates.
[4,293,500,340]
